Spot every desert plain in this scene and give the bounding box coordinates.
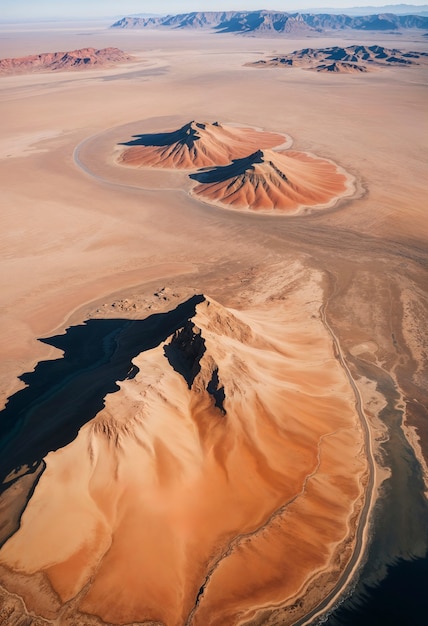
[0,21,427,626]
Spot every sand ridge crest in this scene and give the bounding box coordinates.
[0,288,367,625]
[189,148,356,213]
[118,121,289,170]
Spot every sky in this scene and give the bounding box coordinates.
[2,1,427,21]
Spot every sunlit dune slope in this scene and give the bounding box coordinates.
[190,148,355,213]
[118,121,289,170]
[0,287,366,626]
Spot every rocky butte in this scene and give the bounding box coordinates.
[0,48,132,75]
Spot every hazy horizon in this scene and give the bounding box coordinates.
[2,1,428,22]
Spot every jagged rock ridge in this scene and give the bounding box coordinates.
[249,44,428,72]
[111,10,428,33]
[0,47,132,75]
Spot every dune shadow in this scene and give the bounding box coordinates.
[119,122,204,148]
[0,295,205,488]
[190,150,263,184]
[207,368,226,413]
[163,322,206,389]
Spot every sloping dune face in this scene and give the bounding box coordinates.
[190,148,355,213]
[118,121,289,170]
[0,282,366,626]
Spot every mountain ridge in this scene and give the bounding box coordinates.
[0,47,132,75]
[302,4,428,16]
[249,44,428,71]
[111,10,428,33]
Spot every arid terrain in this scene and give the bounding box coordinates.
[117,121,354,213]
[111,10,428,33]
[248,44,428,72]
[0,47,133,75]
[188,147,355,213]
[0,22,427,626]
[118,121,290,169]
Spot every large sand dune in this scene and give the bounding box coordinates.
[190,148,355,213]
[0,289,366,625]
[118,121,289,170]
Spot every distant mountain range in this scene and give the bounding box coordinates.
[111,10,428,33]
[126,5,428,18]
[301,4,428,16]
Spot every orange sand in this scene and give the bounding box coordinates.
[190,149,355,214]
[0,286,366,625]
[119,121,289,170]
[0,25,426,626]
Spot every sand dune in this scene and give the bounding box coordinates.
[0,288,366,625]
[118,121,289,170]
[190,148,355,213]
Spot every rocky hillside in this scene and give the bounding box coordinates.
[0,47,132,75]
[111,10,428,33]
[249,45,428,72]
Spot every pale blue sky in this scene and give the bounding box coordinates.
[2,1,427,21]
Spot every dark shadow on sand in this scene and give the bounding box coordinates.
[0,295,205,489]
[163,322,206,389]
[189,150,263,184]
[119,121,214,148]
